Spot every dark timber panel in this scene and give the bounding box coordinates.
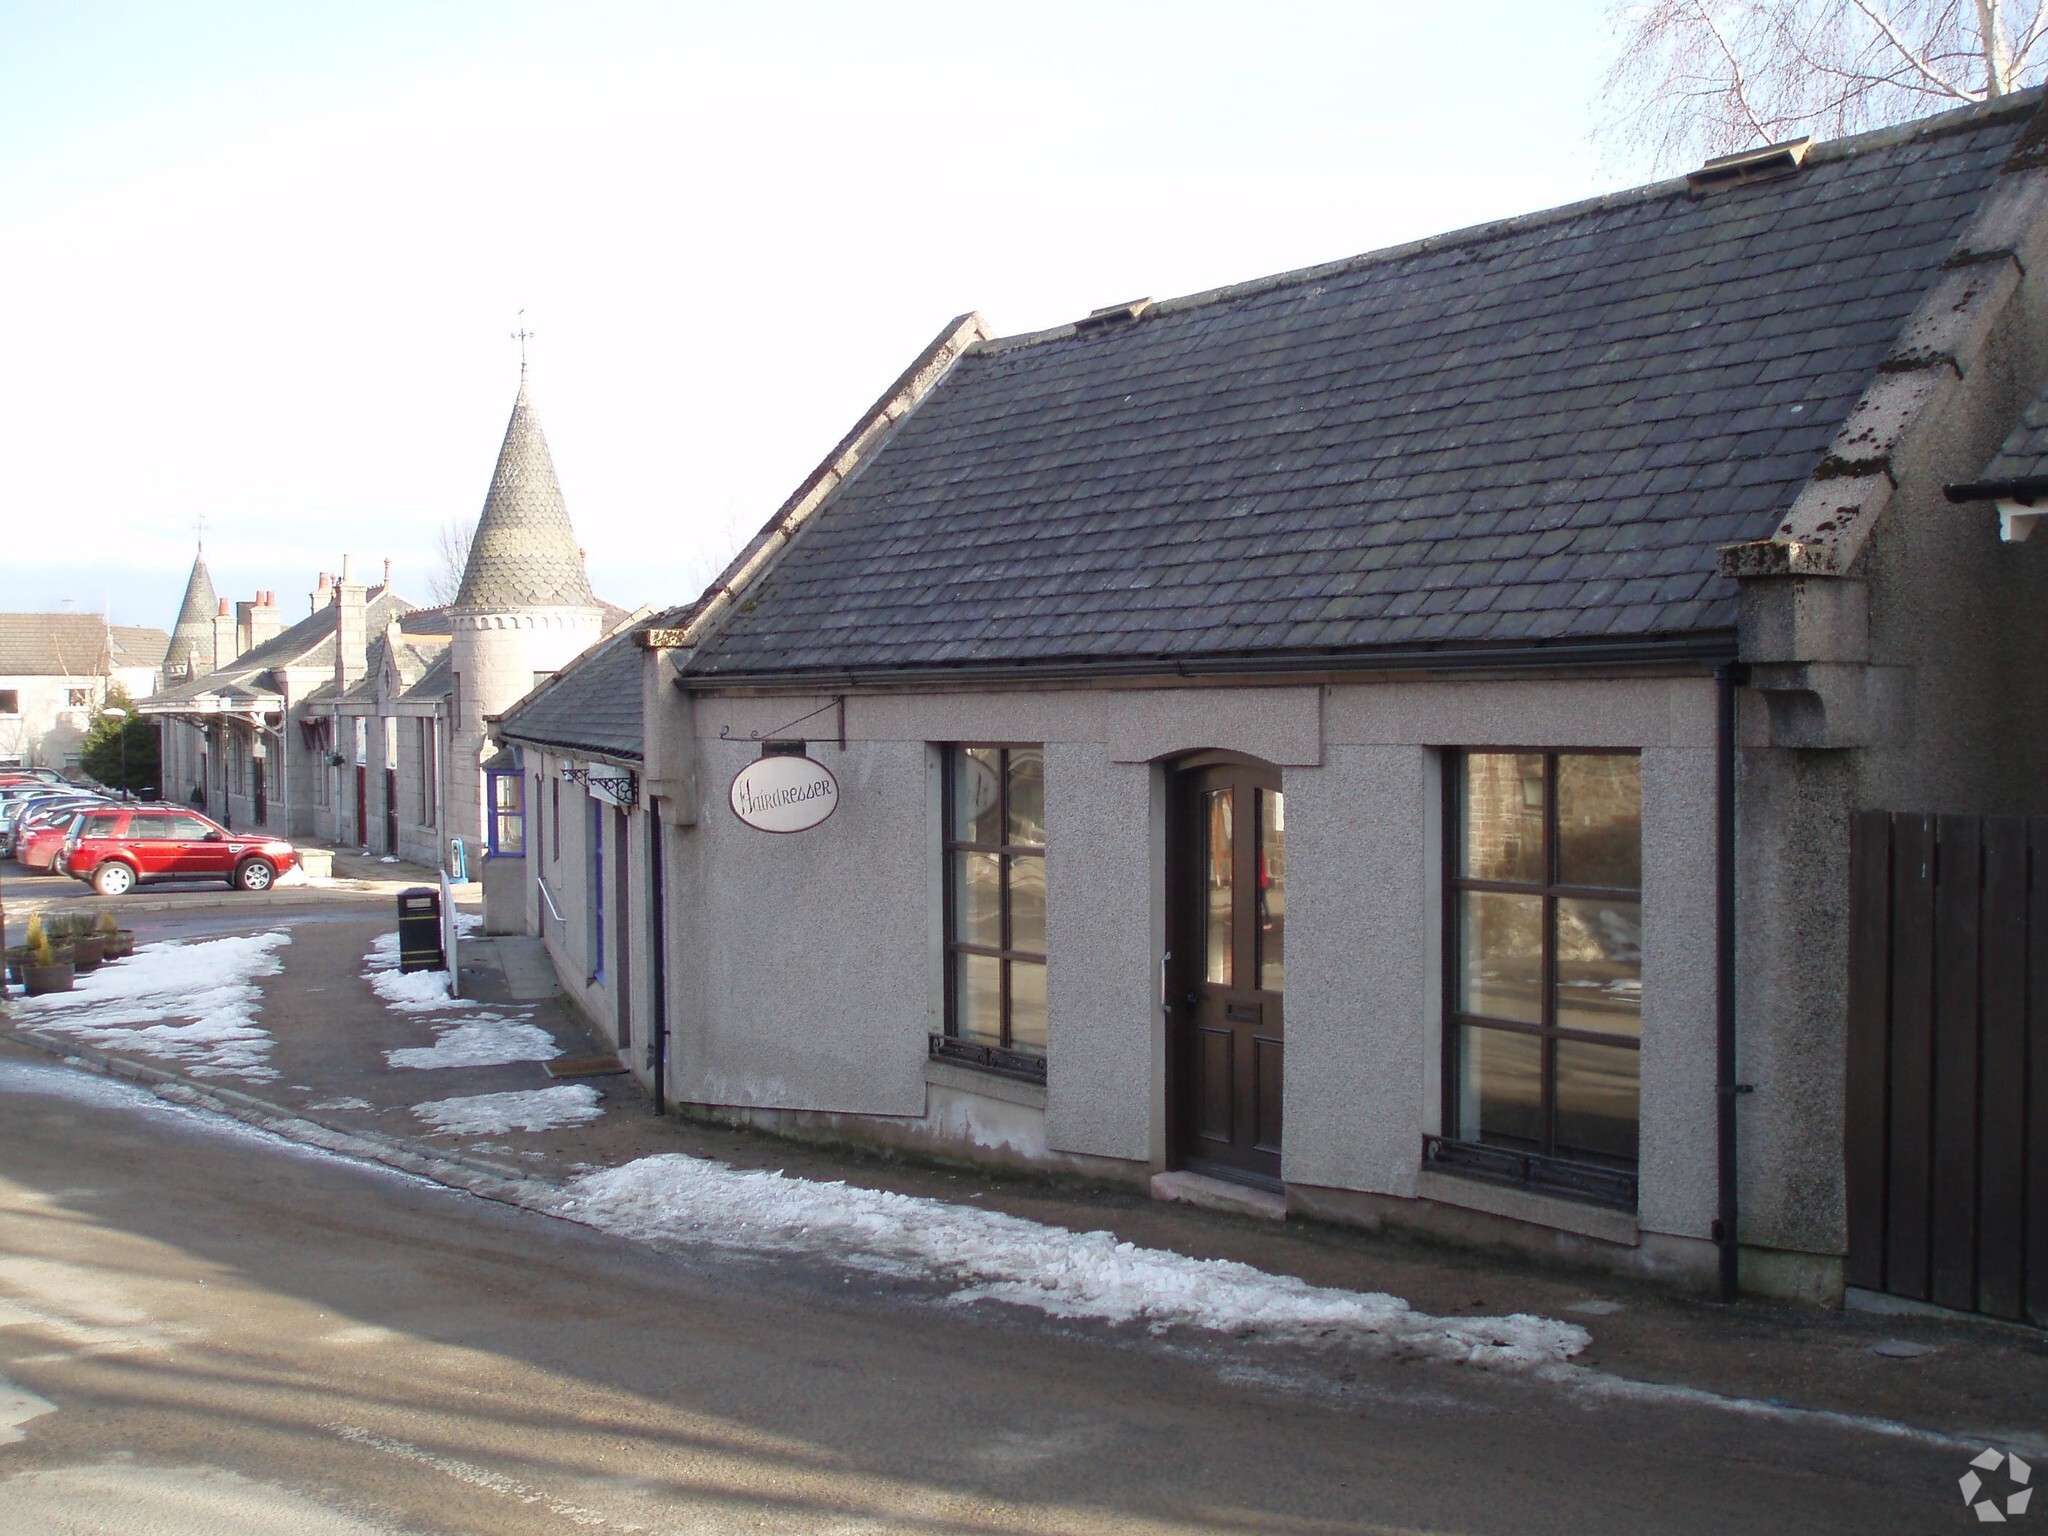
[1844,811,1892,1294]
[1979,819,2027,1319]
[2028,818,2048,1326]
[1849,813,2043,1324]
[1883,814,1936,1302]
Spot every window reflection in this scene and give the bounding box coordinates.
[1258,789,1285,992]
[1204,789,1233,986]
[946,746,1048,1061]
[1451,752,1642,1182]
[1558,754,1641,888]
[1462,752,1544,883]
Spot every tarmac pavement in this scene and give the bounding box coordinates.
[2,854,2046,1472]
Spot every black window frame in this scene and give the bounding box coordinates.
[1430,748,1643,1211]
[935,743,1048,1085]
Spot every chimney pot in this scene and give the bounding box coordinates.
[218,598,230,616]
[341,553,357,583]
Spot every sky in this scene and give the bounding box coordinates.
[0,1,1646,630]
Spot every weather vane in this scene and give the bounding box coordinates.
[511,310,534,375]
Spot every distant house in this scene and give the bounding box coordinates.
[0,613,167,772]
[141,373,636,857]
[501,93,2048,1309]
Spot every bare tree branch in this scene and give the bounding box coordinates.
[1849,0,1977,96]
[430,517,473,607]
[1599,0,2048,173]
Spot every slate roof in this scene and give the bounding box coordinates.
[165,548,218,679]
[147,590,416,706]
[497,622,646,761]
[687,99,2035,679]
[408,648,454,703]
[453,380,601,613]
[110,626,170,670]
[0,614,158,677]
[1956,380,2048,492]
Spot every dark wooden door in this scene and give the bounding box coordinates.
[384,767,399,852]
[1168,759,1286,1185]
[253,759,267,825]
[353,767,368,850]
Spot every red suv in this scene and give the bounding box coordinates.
[61,807,301,896]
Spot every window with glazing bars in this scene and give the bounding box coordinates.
[943,745,1047,1061]
[1446,751,1642,1179]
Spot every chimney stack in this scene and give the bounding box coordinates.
[243,589,284,651]
[212,598,240,667]
[311,570,331,615]
[335,555,369,689]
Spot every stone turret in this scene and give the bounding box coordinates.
[445,371,605,849]
[165,546,218,681]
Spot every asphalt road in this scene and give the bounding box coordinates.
[0,1044,1985,1535]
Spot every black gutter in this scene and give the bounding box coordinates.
[1715,661,1750,1302]
[1944,476,2048,503]
[679,631,1740,694]
[647,811,667,1115]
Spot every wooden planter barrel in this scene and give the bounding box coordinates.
[22,960,74,995]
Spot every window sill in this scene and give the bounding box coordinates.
[926,1034,1047,1091]
[1418,1146,1638,1246]
[923,1056,1047,1111]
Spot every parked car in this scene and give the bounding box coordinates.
[0,768,69,789]
[60,806,300,896]
[15,805,106,871]
[2,793,106,857]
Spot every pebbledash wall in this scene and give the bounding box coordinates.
[633,671,1728,1290]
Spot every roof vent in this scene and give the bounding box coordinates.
[1687,136,1813,189]
[1073,297,1153,332]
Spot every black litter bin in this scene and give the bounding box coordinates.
[397,886,445,974]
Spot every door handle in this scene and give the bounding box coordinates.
[1185,992,1199,1006]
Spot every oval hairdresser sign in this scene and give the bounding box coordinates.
[729,753,840,834]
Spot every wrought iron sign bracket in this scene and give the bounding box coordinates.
[718,694,847,751]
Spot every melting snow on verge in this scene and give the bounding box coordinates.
[413,1086,604,1136]
[363,929,559,1069]
[552,1154,1590,1369]
[12,931,289,1080]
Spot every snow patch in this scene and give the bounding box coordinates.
[554,1154,1589,1369]
[412,1086,604,1136]
[363,929,566,1070]
[12,932,289,1080]
[386,1018,561,1070]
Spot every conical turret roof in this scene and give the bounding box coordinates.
[453,379,599,612]
[164,546,217,678]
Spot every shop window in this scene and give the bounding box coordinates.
[935,745,1047,1083]
[1430,751,1642,1210]
[487,760,526,856]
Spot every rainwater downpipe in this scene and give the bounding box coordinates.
[648,809,668,1115]
[1715,661,1750,1303]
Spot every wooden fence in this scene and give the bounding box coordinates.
[1846,812,2048,1321]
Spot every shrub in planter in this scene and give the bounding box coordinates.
[21,928,72,996]
[94,910,134,960]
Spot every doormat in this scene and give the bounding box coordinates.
[545,1055,630,1078]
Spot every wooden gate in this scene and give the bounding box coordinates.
[1847,812,2048,1321]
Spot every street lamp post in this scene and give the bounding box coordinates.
[99,707,128,799]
